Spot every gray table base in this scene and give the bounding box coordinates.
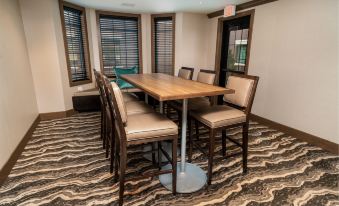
[159,99,207,193]
[159,162,206,193]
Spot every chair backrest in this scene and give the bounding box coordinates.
[93,70,106,106]
[224,74,259,115]
[197,69,216,85]
[178,67,194,80]
[103,76,128,144]
[104,77,128,125]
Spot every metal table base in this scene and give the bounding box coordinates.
[159,162,206,193]
[159,99,207,193]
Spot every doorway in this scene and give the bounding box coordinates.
[215,10,254,103]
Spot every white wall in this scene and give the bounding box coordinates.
[206,0,339,144]
[175,13,210,79]
[20,0,96,113]
[0,0,39,169]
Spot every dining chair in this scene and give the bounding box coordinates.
[99,75,154,173]
[188,73,259,185]
[178,67,194,80]
[95,70,143,153]
[93,70,110,149]
[104,80,178,206]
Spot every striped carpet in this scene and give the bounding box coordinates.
[0,112,338,206]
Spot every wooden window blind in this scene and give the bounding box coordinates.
[97,12,142,78]
[60,1,92,86]
[151,14,175,75]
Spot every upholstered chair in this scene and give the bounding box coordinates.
[177,67,194,80]
[104,79,178,206]
[188,74,259,185]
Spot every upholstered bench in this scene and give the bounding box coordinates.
[72,88,101,112]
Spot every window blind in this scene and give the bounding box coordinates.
[63,6,90,82]
[153,16,174,75]
[98,14,140,77]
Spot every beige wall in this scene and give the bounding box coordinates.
[206,0,339,144]
[175,13,209,79]
[0,0,39,169]
[20,0,96,113]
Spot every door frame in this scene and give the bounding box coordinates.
[214,9,255,85]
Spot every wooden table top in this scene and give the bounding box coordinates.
[121,73,234,101]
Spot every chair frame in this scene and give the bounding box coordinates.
[179,67,194,80]
[103,77,178,206]
[93,70,109,151]
[188,73,259,185]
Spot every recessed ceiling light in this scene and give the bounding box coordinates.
[121,3,135,7]
[199,1,202,4]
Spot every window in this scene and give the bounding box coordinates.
[97,11,142,78]
[59,1,92,86]
[151,14,175,75]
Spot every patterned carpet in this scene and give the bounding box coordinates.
[0,112,338,206]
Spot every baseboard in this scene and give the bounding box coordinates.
[250,114,339,155]
[40,109,76,120]
[0,115,41,186]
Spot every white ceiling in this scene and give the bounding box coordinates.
[66,0,251,14]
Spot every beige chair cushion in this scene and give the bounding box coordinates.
[168,97,210,111]
[122,92,138,102]
[188,97,211,110]
[178,69,192,80]
[197,72,215,85]
[111,82,128,124]
[224,76,254,107]
[190,105,246,128]
[125,113,178,141]
[73,88,99,96]
[126,101,153,115]
[127,88,143,93]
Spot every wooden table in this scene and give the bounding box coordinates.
[121,73,234,193]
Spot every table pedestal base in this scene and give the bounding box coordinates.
[159,162,206,193]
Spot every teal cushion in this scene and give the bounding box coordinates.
[114,67,137,89]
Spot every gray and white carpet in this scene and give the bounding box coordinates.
[0,112,338,206]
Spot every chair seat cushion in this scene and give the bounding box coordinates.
[126,113,178,141]
[168,97,210,111]
[126,101,153,115]
[122,92,138,102]
[190,105,246,128]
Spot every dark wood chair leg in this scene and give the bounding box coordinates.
[151,143,156,165]
[222,129,226,156]
[158,141,162,169]
[114,137,119,183]
[110,124,115,173]
[105,116,110,158]
[100,108,104,140]
[195,121,200,140]
[118,150,126,206]
[188,117,193,162]
[172,137,177,195]
[242,123,248,174]
[102,111,106,149]
[208,129,215,185]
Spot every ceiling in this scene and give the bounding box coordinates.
[66,0,251,14]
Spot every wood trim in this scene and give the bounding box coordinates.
[151,13,176,75]
[39,109,76,121]
[214,9,255,86]
[59,0,93,87]
[207,0,278,18]
[96,10,143,76]
[0,115,40,186]
[250,114,339,155]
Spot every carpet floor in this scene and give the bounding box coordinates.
[0,112,338,206]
